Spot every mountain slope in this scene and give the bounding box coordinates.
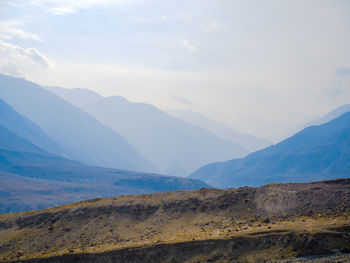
[0,98,65,157]
[307,104,350,126]
[169,109,271,152]
[47,87,248,176]
[0,124,50,156]
[0,74,156,172]
[190,112,350,188]
[0,121,208,213]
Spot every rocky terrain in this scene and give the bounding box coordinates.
[0,179,350,262]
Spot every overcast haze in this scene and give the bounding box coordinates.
[1,0,350,142]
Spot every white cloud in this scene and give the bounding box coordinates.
[2,0,350,142]
[0,40,52,76]
[159,15,169,21]
[0,21,42,41]
[181,40,199,53]
[0,61,22,77]
[50,6,75,15]
[1,28,42,41]
[25,48,51,67]
[29,0,142,15]
[200,19,220,33]
[130,14,171,25]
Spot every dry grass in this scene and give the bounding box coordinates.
[0,179,350,262]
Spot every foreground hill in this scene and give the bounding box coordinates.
[190,111,350,188]
[0,179,349,262]
[47,87,247,176]
[0,74,156,172]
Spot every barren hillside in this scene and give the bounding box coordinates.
[0,179,350,262]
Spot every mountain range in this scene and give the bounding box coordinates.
[190,111,350,188]
[0,79,208,213]
[0,98,65,157]
[304,103,350,127]
[1,73,349,213]
[169,109,271,152]
[0,74,156,172]
[47,86,248,176]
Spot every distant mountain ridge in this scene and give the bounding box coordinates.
[0,124,50,156]
[0,74,156,172]
[169,109,271,152]
[0,98,65,157]
[190,111,350,188]
[47,86,248,176]
[0,98,208,213]
[304,104,350,127]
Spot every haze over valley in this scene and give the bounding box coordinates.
[0,1,350,262]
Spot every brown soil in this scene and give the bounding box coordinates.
[0,179,349,262]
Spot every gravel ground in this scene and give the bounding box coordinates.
[276,253,350,262]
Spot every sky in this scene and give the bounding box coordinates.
[0,0,350,142]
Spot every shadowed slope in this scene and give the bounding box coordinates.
[0,74,156,172]
[190,112,350,187]
[0,112,208,214]
[0,98,65,157]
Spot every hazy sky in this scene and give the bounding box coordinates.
[1,0,350,142]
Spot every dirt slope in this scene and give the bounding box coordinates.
[0,179,349,262]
